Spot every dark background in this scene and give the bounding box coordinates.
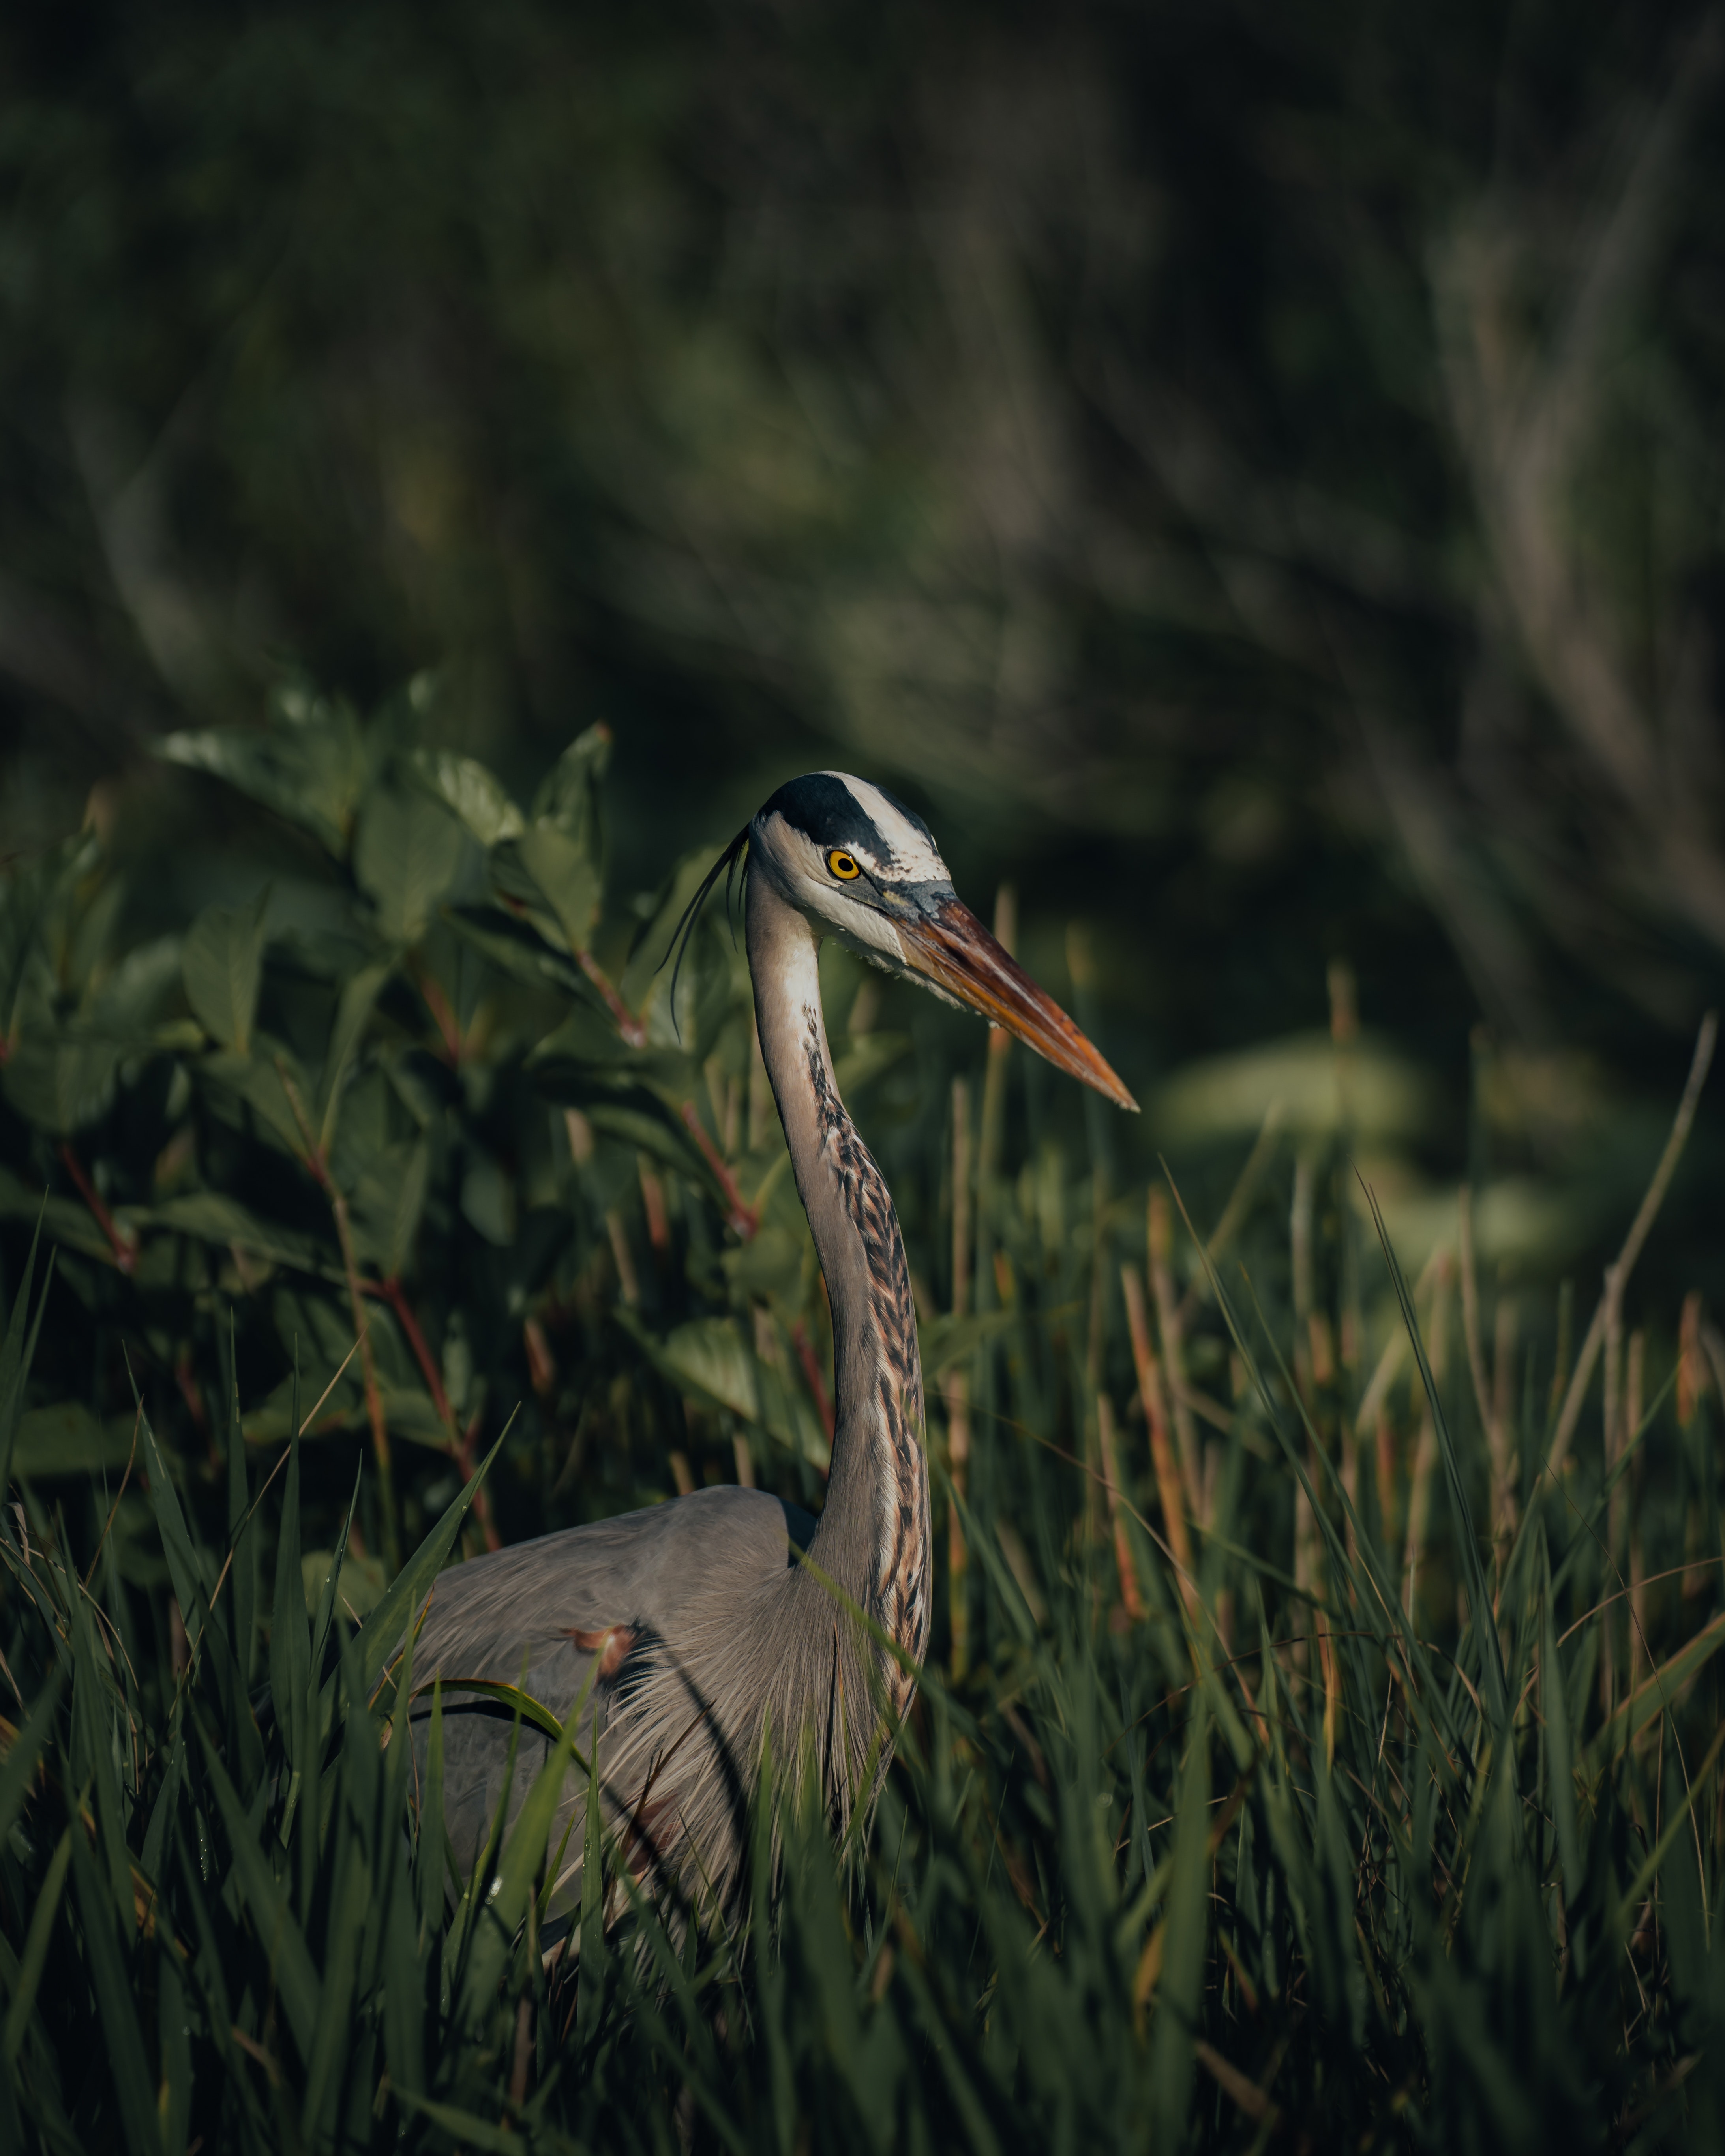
[4,0,1723,1301]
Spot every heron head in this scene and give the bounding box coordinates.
[747,772,1137,1112]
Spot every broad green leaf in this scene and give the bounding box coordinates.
[406,749,525,846]
[318,963,389,1157]
[516,819,602,953]
[632,1313,759,1422]
[86,933,184,1031]
[11,1401,135,1479]
[354,786,469,945]
[181,889,270,1052]
[145,1191,328,1275]
[159,693,367,854]
[349,1139,429,1277]
[1,1026,121,1134]
[531,723,611,836]
[199,1044,315,1159]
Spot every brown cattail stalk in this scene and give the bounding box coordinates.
[1149,1189,1204,1523]
[1121,1263,1196,1613]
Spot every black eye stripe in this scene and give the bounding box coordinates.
[760,773,892,863]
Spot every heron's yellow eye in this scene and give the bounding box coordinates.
[827,849,861,880]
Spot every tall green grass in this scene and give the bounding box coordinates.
[3,710,1725,2149]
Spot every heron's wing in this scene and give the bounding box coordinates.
[398,1485,815,1906]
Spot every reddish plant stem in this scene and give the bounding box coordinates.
[679,1103,758,1238]
[414,966,463,1065]
[369,1272,502,1551]
[790,1318,834,1444]
[362,1276,455,1430]
[58,1142,136,1273]
[578,950,646,1047]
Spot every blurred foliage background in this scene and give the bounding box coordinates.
[7,6,1725,2147]
[3,0,1724,1273]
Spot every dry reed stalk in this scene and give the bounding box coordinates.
[1149,1187,1204,1523]
[1121,1263,1196,1610]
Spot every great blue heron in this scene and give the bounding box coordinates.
[407,773,1135,1932]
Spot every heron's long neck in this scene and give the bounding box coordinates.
[745,875,930,1669]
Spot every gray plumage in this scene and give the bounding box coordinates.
[403,772,1133,1933]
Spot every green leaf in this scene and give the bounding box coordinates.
[1584,1606,1725,1775]
[1149,1703,1210,2146]
[349,1140,429,1277]
[195,1726,320,2058]
[271,1427,310,1785]
[0,1211,49,1495]
[302,1547,386,1620]
[137,1396,209,1649]
[67,1823,163,2156]
[354,785,469,945]
[0,1665,64,1852]
[630,1313,759,1422]
[1,1026,122,1134]
[391,2090,527,2154]
[11,1401,135,1480]
[353,1424,509,1712]
[181,889,270,1052]
[2,1819,72,2070]
[516,820,602,953]
[198,1045,315,1160]
[159,691,367,854]
[318,963,390,1158]
[918,1307,1022,1380]
[406,749,525,846]
[144,1191,328,1276]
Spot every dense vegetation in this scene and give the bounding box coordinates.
[2,710,1724,2151]
[3,3,1725,2147]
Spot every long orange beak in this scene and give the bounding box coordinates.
[895,899,1138,1112]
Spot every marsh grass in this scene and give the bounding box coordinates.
[2,716,1725,2150]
